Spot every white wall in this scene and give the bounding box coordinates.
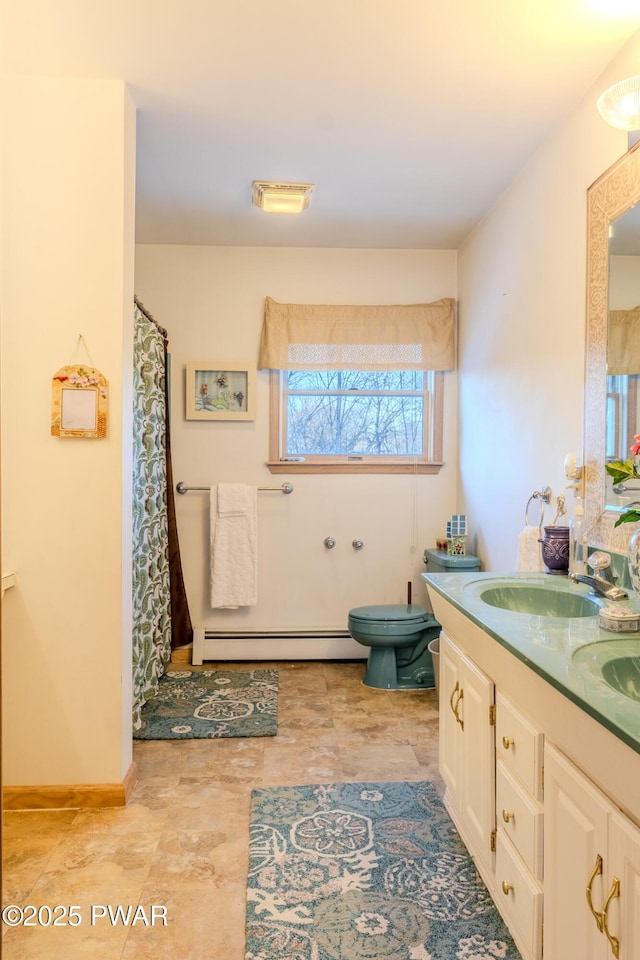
[457,32,640,571]
[1,77,136,786]
[135,246,458,634]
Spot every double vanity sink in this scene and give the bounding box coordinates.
[422,570,640,752]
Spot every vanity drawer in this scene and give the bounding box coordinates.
[495,829,543,960]
[496,693,544,800]
[496,759,543,880]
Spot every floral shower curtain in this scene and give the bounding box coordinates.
[132,297,192,729]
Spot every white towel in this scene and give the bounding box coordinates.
[515,525,545,572]
[217,483,251,518]
[210,484,258,608]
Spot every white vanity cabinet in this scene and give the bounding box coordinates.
[439,630,496,872]
[425,574,640,960]
[494,693,544,960]
[545,743,640,960]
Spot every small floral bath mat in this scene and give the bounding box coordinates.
[246,780,522,960]
[134,669,278,739]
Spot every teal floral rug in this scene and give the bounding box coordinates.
[134,669,278,739]
[246,780,521,960]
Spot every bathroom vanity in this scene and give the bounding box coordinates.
[423,570,640,960]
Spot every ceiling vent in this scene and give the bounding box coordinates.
[252,181,314,214]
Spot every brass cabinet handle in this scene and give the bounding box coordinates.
[502,809,514,823]
[585,853,604,933]
[501,881,513,895]
[449,682,460,718]
[455,688,464,729]
[449,682,465,730]
[602,876,620,959]
[502,736,514,749]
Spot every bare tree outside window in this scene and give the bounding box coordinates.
[285,370,427,457]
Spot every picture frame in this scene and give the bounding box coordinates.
[186,361,256,421]
[51,365,109,438]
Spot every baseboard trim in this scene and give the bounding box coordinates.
[191,630,364,665]
[3,761,138,811]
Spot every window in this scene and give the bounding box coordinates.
[607,373,639,460]
[268,368,443,474]
[259,296,454,474]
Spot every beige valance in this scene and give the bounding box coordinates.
[608,306,640,375]
[258,296,457,371]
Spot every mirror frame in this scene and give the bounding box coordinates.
[585,139,640,551]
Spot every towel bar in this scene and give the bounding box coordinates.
[176,481,293,495]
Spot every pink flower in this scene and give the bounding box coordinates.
[632,435,640,457]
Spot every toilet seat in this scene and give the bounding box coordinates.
[348,604,439,648]
[348,603,429,624]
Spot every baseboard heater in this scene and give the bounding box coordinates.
[192,628,364,665]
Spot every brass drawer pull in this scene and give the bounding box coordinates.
[502,809,514,823]
[502,736,514,749]
[449,682,464,730]
[602,876,620,959]
[456,688,464,730]
[585,853,604,933]
[449,682,460,717]
[501,881,513,895]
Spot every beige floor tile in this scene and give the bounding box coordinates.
[262,741,344,785]
[3,659,443,958]
[339,742,425,781]
[2,922,131,960]
[2,810,79,903]
[120,879,247,960]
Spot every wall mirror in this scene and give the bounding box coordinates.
[584,140,640,551]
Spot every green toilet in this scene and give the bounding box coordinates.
[347,604,441,690]
[347,548,480,691]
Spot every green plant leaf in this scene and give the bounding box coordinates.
[614,510,640,527]
[606,459,637,485]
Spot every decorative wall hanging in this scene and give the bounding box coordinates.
[51,336,108,438]
[185,361,256,421]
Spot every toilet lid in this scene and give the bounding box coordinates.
[349,603,428,623]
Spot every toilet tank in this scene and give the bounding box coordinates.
[423,547,481,574]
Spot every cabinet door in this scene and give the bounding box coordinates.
[458,649,495,868]
[608,810,640,960]
[544,743,609,960]
[439,631,463,801]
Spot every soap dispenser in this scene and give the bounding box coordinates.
[569,498,587,575]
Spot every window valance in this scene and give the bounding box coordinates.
[608,306,640,375]
[258,296,457,371]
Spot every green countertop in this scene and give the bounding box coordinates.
[422,570,640,755]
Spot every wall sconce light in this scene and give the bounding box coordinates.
[252,181,314,214]
[597,76,640,130]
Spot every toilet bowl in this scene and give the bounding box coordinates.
[347,603,441,690]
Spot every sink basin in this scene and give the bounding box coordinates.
[602,657,640,703]
[478,583,601,618]
[573,638,640,703]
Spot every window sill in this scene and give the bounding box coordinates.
[266,461,444,475]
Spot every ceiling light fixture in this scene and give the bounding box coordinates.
[252,181,314,214]
[597,75,640,130]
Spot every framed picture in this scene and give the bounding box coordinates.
[186,362,256,421]
[51,365,109,438]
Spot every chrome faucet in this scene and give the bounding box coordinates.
[568,551,628,600]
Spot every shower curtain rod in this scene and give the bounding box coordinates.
[176,481,293,495]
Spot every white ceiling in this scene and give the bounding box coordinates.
[4,1,640,248]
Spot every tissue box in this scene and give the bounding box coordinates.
[447,535,467,556]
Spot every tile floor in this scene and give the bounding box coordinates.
[2,660,442,959]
